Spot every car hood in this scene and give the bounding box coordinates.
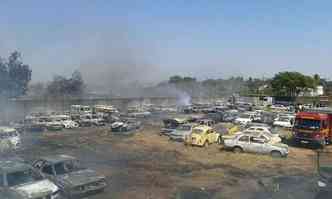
[56,169,105,188]
[170,130,190,136]
[12,179,58,199]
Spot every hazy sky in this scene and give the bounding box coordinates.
[1,0,332,83]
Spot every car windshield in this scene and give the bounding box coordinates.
[177,125,191,131]
[7,169,39,187]
[278,117,290,122]
[295,119,321,130]
[54,160,81,175]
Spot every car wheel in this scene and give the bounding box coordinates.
[217,136,222,145]
[203,141,208,147]
[271,151,282,158]
[233,146,243,153]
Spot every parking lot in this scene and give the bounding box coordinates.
[12,122,330,199]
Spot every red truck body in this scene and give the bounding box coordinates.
[293,110,332,146]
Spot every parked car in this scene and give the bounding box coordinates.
[51,115,79,129]
[33,154,107,199]
[160,118,188,136]
[111,119,142,133]
[223,134,288,157]
[234,113,254,125]
[0,159,60,199]
[169,123,196,142]
[273,116,294,128]
[197,119,215,127]
[45,121,64,131]
[239,126,281,144]
[184,125,221,147]
[0,127,21,151]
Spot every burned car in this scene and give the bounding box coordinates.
[0,159,60,199]
[169,123,196,142]
[32,155,107,199]
[111,119,142,133]
[160,118,188,136]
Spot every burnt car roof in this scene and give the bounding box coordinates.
[40,154,76,164]
[0,160,30,173]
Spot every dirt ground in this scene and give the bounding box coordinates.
[13,123,332,199]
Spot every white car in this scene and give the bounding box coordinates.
[0,127,21,151]
[61,120,79,129]
[223,134,288,157]
[273,116,294,128]
[227,126,282,144]
[234,113,254,125]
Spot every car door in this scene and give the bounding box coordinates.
[237,135,250,151]
[208,130,218,143]
[247,136,265,153]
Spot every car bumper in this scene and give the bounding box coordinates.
[169,136,184,142]
[294,136,324,145]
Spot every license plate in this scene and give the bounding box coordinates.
[300,140,309,144]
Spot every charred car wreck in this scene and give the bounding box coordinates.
[32,155,107,199]
[0,159,60,199]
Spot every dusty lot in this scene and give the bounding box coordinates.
[13,123,332,199]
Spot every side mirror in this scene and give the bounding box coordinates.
[317,150,332,181]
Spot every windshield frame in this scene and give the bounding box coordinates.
[54,160,82,175]
[294,118,321,130]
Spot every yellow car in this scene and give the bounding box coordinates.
[184,125,221,147]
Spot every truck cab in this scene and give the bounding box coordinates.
[293,110,332,147]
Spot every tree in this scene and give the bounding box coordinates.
[0,51,32,98]
[169,75,183,84]
[7,51,32,97]
[47,70,85,97]
[0,58,8,95]
[271,72,315,97]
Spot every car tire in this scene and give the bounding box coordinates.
[271,150,282,158]
[216,136,222,145]
[233,146,243,153]
[203,141,208,147]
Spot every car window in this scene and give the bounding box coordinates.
[259,135,268,142]
[42,165,54,175]
[250,137,264,144]
[239,136,249,142]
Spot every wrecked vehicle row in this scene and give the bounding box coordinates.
[0,155,107,199]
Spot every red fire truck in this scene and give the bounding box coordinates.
[293,108,332,147]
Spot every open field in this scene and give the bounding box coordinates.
[12,124,332,199]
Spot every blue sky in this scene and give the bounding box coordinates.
[1,0,332,83]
